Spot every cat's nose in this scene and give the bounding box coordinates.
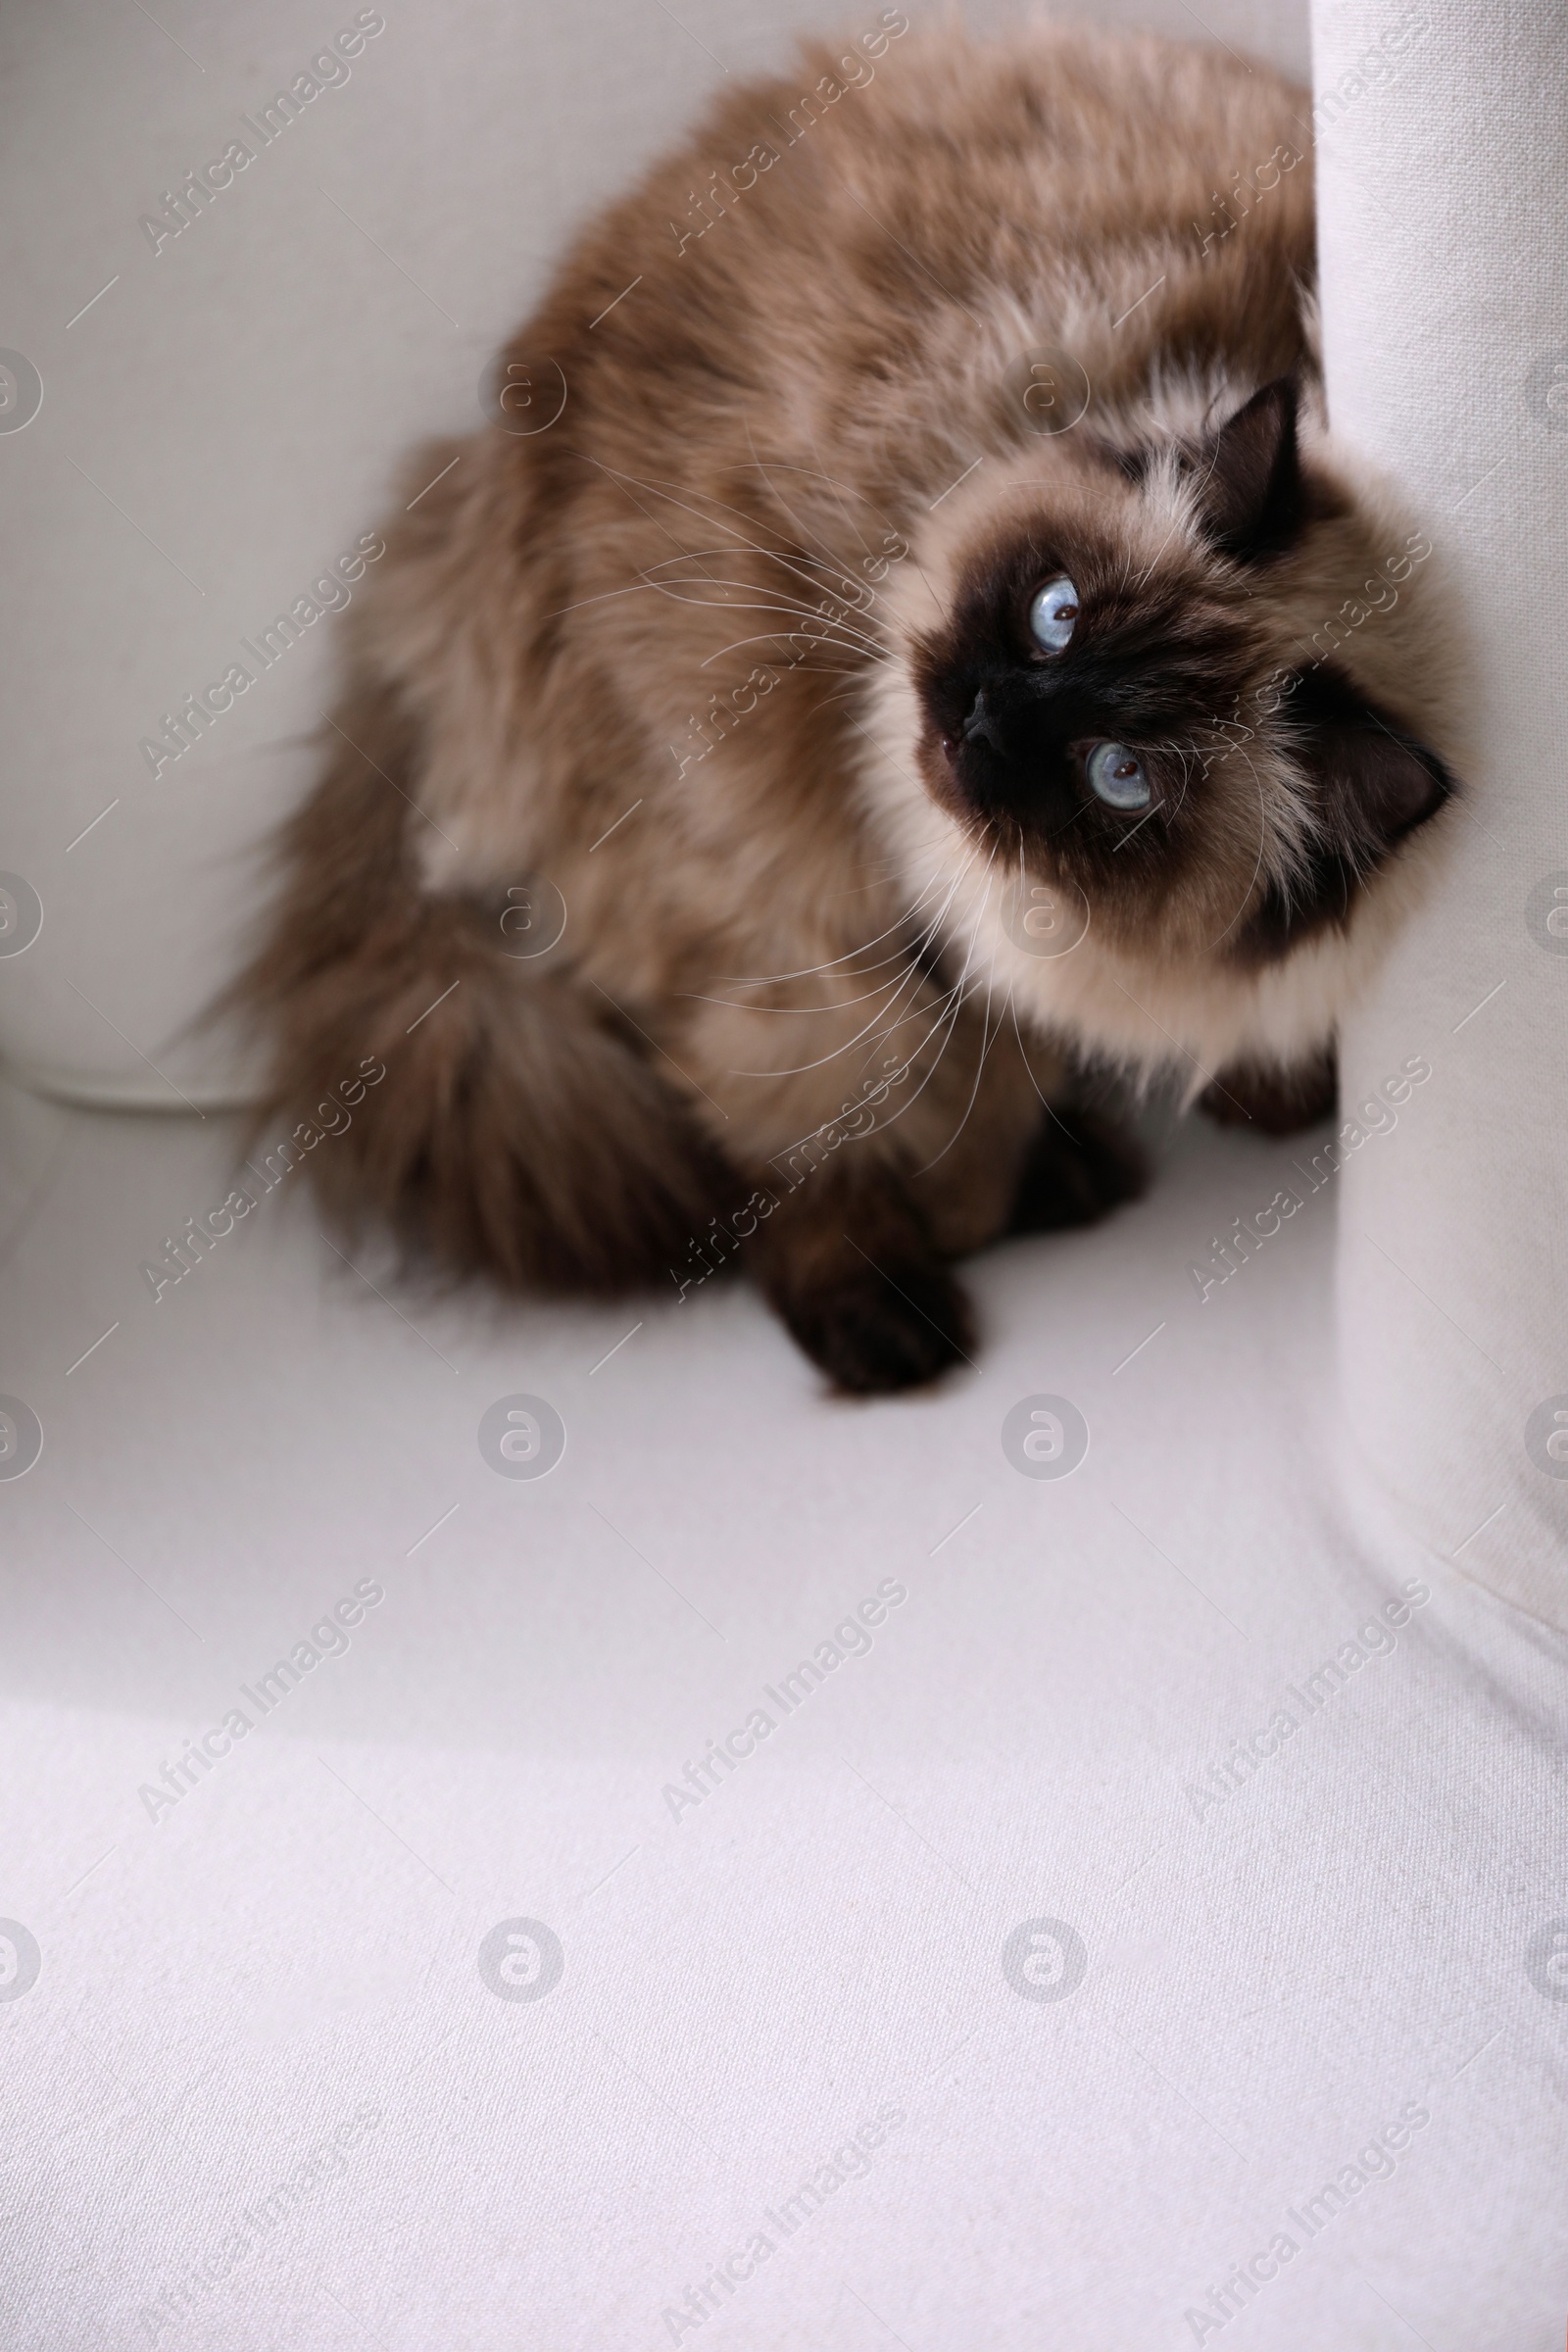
[960,686,1006,753]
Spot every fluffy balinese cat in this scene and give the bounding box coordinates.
[234,16,1457,1393]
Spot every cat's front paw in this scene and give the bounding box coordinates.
[778,1257,975,1395]
[1009,1105,1146,1235]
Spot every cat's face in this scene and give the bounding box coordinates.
[892,380,1454,978]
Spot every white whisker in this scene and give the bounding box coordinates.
[720,833,984,988]
[912,855,1005,1174]
[595,461,892,637]
[696,630,891,671]
[740,419,896,612]
[1007,994,1089,1145]
[614,463,883,606]
[718,837,989,1083]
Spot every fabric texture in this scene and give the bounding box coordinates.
[1315,0,1568,1629]
[3,1081,1565,2349]
[2,4,1565,2350]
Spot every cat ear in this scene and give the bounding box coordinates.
[1288,662,1453,846]
[1239,664,1452,962]
[1195,377,1305,561]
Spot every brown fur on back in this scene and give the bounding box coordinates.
[231,687,728,1293]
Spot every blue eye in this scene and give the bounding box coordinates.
[1085,741,1151,809]
[1028,574,1079,652]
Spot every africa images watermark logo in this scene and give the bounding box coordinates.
[0,1920,42,2003]
[1187,1056,1432,1305]
[0,1396,45,1481]
[137,1055,387,1304]
[1184,1581,1431,1822]
[659,2104,906,2342]
[1001,1395,1090,1479]
[477,1395,566,1480]
[0,350,44,433]
[0,873,44,956]
[136,12,387,259]
[1001,1917,1088,2002]
[135,2104,381,2341]
[660,1578,907,1823]
[477,1918,565,2002]
[136,535,385,783]
[135,1578,385,1823]
[1181,2100,1431,2341]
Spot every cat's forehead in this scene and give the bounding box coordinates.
[904,443,1219,634]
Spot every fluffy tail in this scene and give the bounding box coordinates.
[224,685,725,1293]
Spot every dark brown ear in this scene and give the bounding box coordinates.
[1235,662,1454,963]
[1289,662,1453,843]
[1195,377,1305,562]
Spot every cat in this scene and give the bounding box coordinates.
[231,15,1458,1394]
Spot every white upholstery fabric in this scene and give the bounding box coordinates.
[4,1075,1566,2351]
[1315,0,1568,1631]
[3,6,1565,2350]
